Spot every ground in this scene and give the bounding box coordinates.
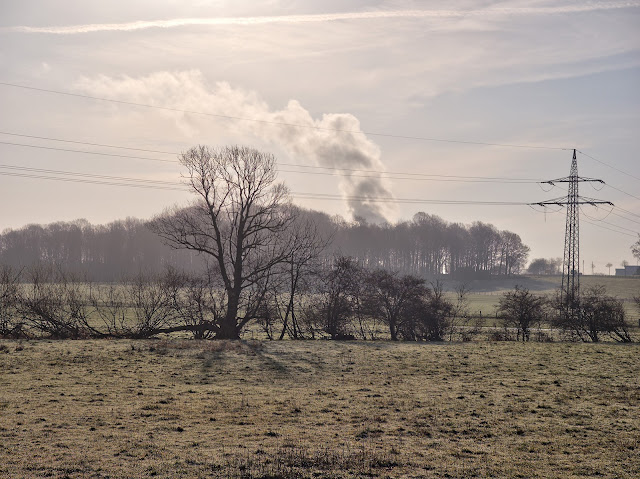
[1,339,639,478]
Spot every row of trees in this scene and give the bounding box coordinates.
[328,214,530,278]
[0,217,202,281]
[0,214,530,282]
[1,261,635,343]
[1,179,530,286]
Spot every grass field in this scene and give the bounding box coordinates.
[1,339,639,478]
[446,275,640,321]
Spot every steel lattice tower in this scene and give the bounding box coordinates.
[563,150,580,313]
[532,149,612,320]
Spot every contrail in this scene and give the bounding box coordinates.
[5,2,640,34]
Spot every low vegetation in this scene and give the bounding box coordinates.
[0,339,638,478]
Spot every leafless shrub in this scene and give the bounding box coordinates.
[124,271,178,338]
[497,286,547,342]
[18,264,91,339]
[0,264,22,337]
[446,283,482,341]
[552,285,632,342]
[89,283,129,337]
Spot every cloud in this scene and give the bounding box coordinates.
[74,70,395,223]
[6,2,640,34]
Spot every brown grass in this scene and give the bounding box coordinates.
[1,339,639,478]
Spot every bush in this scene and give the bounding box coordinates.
[552,285,632,342]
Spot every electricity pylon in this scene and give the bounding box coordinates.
[531,149,612,320]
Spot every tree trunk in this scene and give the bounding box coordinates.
[218,291,241,339]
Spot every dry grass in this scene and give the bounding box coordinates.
[1,339,639,478]
[450,275,640,323]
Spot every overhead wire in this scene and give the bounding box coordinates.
[0,171,186,191]
[0,130,177,155]
[582,218,638,238]
[0,140,176,163]
[607,209,640,227]
[0,139,543,183]
[0,81,571,150]
[0,169,530,206]
[605,183,640,202]
[577,150,640,182]
[0,164,181,186]
[615,206,640,221]
[580,206,638,235]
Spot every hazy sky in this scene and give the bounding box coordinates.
[1,0,639,272]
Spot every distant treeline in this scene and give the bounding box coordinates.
[0,209,529,281]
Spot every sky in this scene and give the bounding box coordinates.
[0,0,639,273]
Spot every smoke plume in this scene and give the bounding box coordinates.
[76,70,394,223]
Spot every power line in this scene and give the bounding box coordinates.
[0,81,571,150]
[0,164,180,186]
[12,164,635,227]
[580,206,639,235]
[1,130,549,181]
[292,191,528,205]
[615,206,640,221]
[546,181,640,223]
[0,140,542,183]
[0,140,176,163]
[0,130,177,155]
[0,129,547,181]
[582,218,638,238]
[606,183,640,202]
[0,169,530,205]
[577,150,640,182]
[608,209,640,227]
[0,171,186,191]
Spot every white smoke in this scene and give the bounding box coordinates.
[75,70,394,223]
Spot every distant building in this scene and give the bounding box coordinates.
[615,265,640,276]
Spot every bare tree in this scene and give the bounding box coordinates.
[150,145,295,339]
[304,256,362,339]
[632,235,640,264]
[497,286,547,342]
[362,269,427,341]
[275,208,330,340]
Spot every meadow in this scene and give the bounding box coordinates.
[448,275,640,321]
[1,339,639,478]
